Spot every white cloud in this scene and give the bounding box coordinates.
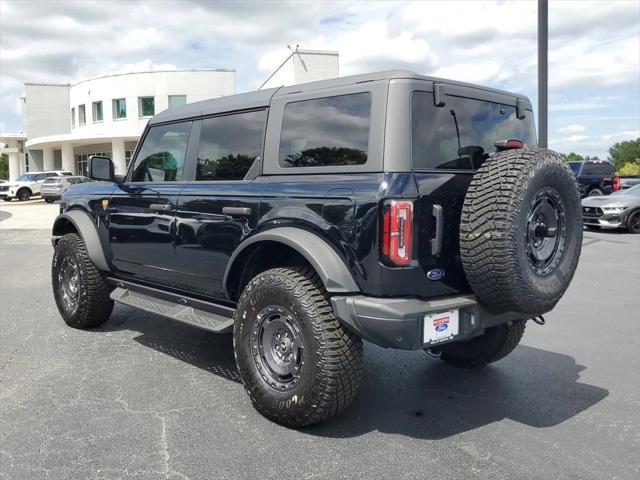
[557,124,586,134]
[601,130,640,141]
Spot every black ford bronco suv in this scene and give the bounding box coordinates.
[51,71,582,427]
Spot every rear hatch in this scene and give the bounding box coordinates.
[410,90,537,296]
[42,177,62,190]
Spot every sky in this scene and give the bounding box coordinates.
[0,0,638,159]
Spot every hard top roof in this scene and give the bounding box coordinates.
[150,70,530,124]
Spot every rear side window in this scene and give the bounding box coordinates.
[581,162,613,176]
[412,92,537,170]
[196,110,267,181]
[131,121,192,182]
[279,92,371,168]
[568,162,582,175]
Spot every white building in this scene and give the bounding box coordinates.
[1,70,235,179]
[1,50,340,181]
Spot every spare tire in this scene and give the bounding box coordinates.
[460,148,582,315]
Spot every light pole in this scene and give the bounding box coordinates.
[538,0,548,148]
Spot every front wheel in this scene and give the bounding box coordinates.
[433,320,526,369]
[627,210,640,234]
[2,197,11,202]
[233,267,363,427]
[16,189,31,201]
[52,233,114,328]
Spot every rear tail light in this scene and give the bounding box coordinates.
[613,176,620,191]
[494,139,524,150]
[381,200,413,266]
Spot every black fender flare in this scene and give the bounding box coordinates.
[223,227,360,294]
[52,210,109,271]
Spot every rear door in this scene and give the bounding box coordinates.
[411,88,537,293]
[173,109,268,299]
[108,120,194,287]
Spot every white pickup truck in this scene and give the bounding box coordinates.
[0,171,72,201]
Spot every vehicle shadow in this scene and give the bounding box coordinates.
[104,305,609,440]
[104,304,241,384]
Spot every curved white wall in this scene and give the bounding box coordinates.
[69,70,235,139]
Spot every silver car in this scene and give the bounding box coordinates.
[41,176,92,203]
[582,184,640,233]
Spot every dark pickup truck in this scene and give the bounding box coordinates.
[50,71,583,427]
[567,160,616,197]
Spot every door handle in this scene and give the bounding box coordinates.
[222,206,251,216]
[149,203,172,212]
[431,204,443,257]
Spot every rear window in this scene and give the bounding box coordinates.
[278,92,371,168]
[581,162,613,176]
[411,92,537,170]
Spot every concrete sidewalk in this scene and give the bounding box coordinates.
[0,200,59,230]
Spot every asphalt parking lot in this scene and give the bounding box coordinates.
[1,204,639,480]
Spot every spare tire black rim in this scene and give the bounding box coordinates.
[58,256,80,310]
[525,187,567,275]
[251,305,304,391]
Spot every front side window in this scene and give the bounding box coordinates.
[139,97,155,117]
[78,105,86,125]
[92,101,103,122]
[71,108,75,128]
[411,92,537,170]
[130,121,192,182]
[278,92,371,168]
[196,110,267,181]
[169,95,187,109]
[113,98,126,119]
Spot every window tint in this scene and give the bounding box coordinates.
[279,92,371,168]
[581,162,613,176]
[139,97,155,117]
[113,98,126,119]
[130,121,192,182]
[412,92,537,170]
[197,110,266,181]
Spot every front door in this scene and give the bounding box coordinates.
[174,110,268,299]
[108,120,194,287]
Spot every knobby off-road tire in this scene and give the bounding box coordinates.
[52,233,113,328]
[460,149,582,315]
[233,267,363,428]
[438,320,526,369]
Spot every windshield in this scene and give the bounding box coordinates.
[15,174,36,182]
[621,184,640,196]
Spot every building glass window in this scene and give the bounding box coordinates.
[130,121,192,182]
[139,97,155,117]
[169,95,187,109]
[92,101,103,122]
[113,98,127,119]
[196,110,267,181]
[76,152,110,177]
[125,150,133,166]
[78,105,86,125]
[278,93,371,168]
[71,108,75,128]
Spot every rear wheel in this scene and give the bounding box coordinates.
[588,188,603,197]
[16,188,31,201]
[44,197,54,203]
[52,233,113,328]
[2,197,11,202]
[627,210,640,234]
[434,320,526,369]
[233,266,363,427]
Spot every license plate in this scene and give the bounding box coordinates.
[423,309,459,344]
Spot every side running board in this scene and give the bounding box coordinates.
[109,281,235,333]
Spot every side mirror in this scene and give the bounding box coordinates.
[88,155,115,182]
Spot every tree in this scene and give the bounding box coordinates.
[608,138,640,172]
[562,152,583,162]
[0,153,8,180]
[617,161,640,176]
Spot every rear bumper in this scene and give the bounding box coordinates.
[331,294,523,350]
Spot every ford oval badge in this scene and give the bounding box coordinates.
[427,268,445,281]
